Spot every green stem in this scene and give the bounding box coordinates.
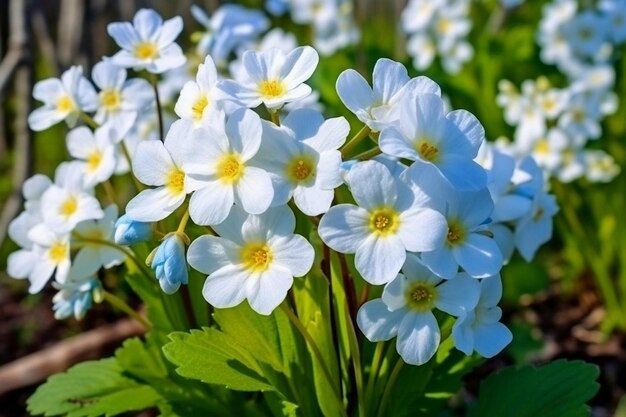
[353,147,382,161]
[375,358,404,417]
[79,112,99,129]
[280,302,347,417]
[364,342,385,411]
[103,290,151,329]
[341,125,372,158]
[270,109,281,126]
[150,74,164,141]
[176,208,190,235]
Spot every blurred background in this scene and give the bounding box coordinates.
[1,0,626,416]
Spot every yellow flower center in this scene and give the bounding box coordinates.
[100,89,121,111]
[258,80,286,98]
[86,151,102,172]
[417,140,439,162]
[59,196,78,218]
[436,18,452,34]
[48,241,68,264]
[286,156,315,182]
[446,220,465,246]
[56,95,75,113]
[192,96,209,122]
[406,283,437,311]
[135,41,159,60]
[166,168,185,194]
[534,139,550,155]
[240,242,273,272]
[217,154,244,183]
[368,208,400,236]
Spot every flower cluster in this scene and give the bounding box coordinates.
[496,74,620,183]
[265,0,359,56]
[401,0,473,74]
[538,0,626,77]
[8,7,559,368]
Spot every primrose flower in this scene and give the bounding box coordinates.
[52,275,103,320]
[379,93,487,191]
[187,206,314,315]
[357,254,480,365]
[25,224,71,293]
[28,66,98,131]
[420,186,503,280]
[91,60,153,134]
[69,205,126,280]
[114,214,152,245]
[181,108,273,225]
[40,162,104,233]
[175,55,224,127]
[319,160,447,285]
[191,4,269,66]
[66,125,118,187]
[515,187,559,262]
[107,8,186,74]
[336,58,441,132]
[257,109,349,215]
[218,46,319,110]
[452,275,512,358]
[150,233,189,294]
[125,120,193,222]
[7,175,53,283]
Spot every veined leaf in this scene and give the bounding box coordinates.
[468,359,600,417]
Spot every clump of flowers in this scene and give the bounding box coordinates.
[6,5,564,416]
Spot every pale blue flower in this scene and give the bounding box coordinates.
[53,276,103,320]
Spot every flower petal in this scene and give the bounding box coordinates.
[356,299,405,341]
[396,311,440,365]
[355,234,406,285]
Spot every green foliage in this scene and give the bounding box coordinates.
[27,358,165,417]
[468,360,600,417]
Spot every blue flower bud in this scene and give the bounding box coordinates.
[151,233,188,294]
[114,214,152,245]
[52,277,103,320]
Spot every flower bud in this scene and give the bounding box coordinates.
[52,277,102,320]
[151,233,188,294]
[114,214,152,245]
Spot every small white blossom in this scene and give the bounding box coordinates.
[187,206,314,315]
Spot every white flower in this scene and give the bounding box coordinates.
[7,175,52,283]
[584,149,620,183]
[40,162,104,233]
[191,4,269,66]
[218,46,319,110]
[92,60,153,134]
[519,128,569,173]
[420,185,503,280]
[257,109,348,215]
[125,120,193,222]
[174,55,224,127]
[181,108,273,226]
[514,186,559,262]
[336,58,441,132]
[69,205,126,281]
[187,206,314,315]
[379,93,487,191]
[562,10,608,58]
[25,224,71,293]
[452,275,512,358]
[28,66,98,131]
[66,125,118,187]
[319,160,447,285]
[357,254,480,365]
[107,8,186,74]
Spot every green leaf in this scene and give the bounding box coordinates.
[27,358,162,417]
[468,360,600,417]
[163,327,275,392]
